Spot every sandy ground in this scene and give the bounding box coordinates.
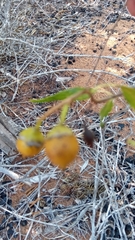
[0,1,135,239]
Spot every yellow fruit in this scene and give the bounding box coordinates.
[16,127,45,157]
[44,125,79,169]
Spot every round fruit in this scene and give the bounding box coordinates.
[16,127,45,157]
[44,125,79,169]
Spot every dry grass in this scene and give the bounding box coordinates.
[0,0,135,239]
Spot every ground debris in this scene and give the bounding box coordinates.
[0,113,21,156]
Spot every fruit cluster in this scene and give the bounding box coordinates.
[16,124,79,169]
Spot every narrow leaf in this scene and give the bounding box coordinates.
[77,93,91,101]
[30,87,84,103]
[100,121,105,128]
[127,138,135,148]
[100,100,113,123]
[121,86,135,109]
[60,104,69,124]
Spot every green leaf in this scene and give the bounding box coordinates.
[30,87,84,103]
[30,87,93,103]
[121,86,135,109]
[60,104,69,124]
[127,138,135,148]
[77,93,91,101]
[100,100,113,127]
[100,121,105,128]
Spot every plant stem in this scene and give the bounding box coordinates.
[36,89,87,127]
[36,87,123,128]
[59,104,69,124]
[91,92,122,103]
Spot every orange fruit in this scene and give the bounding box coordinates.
[44,124,79,169]
[16,127,45,157]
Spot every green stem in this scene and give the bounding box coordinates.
[59,104,69,124]
[35,84,123,128]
